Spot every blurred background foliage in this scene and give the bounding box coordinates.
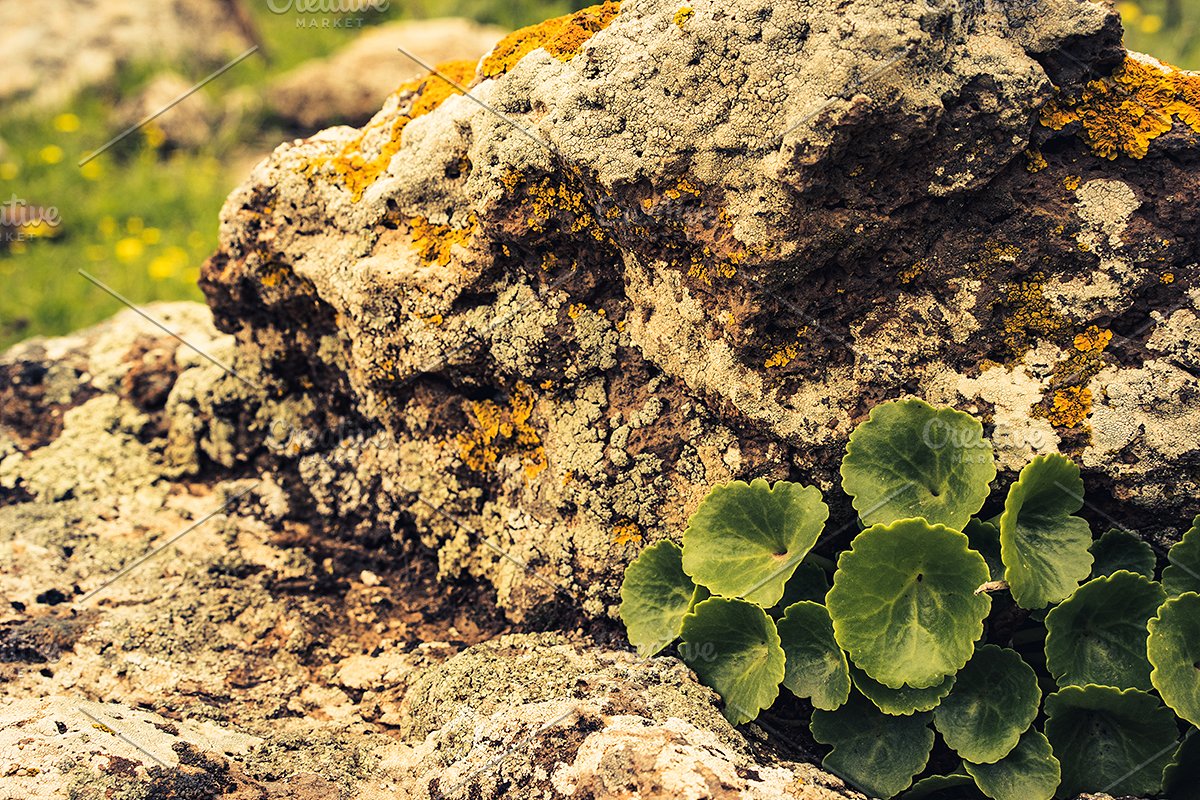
[0,0,1195,350]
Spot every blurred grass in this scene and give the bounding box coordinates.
[1120,0,1200,67]
[0,0,1195,350]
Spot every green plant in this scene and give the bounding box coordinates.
[619,397,1200,799]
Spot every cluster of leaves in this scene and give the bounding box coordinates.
[620,399,1200,799]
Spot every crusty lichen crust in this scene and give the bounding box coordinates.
[197,0,1199,626]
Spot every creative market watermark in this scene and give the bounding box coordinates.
[266,0,390,28]
[1,195,61,242]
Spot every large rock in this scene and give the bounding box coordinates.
[1,309,860,798]
[0,0,254,111]
[195,0,1198,624]
[3,1,1199,796]
[267,18,508,131]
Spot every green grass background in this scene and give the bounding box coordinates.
[0,0,1195,350]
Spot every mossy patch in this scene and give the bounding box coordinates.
[1040,56,1200,159]
[480,2,621,79]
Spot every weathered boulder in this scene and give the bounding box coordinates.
[2,310,862,798]
[194,0,1198,625]
[0,0,254,111]
[267,18,508,131]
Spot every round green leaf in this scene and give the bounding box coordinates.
[933,645,1041,764]
[1164,516,1200,597]
[1090,528,1156,579]
[963,729,1061,800]
[998,454,1094,609]
[678,597,785,724]
[1045,685,1178,797]
[810,691,935,799]
[1148,592,1200,727]
[851,665,954,716]
[904,774,985,800]
[681,479,829,607]
[620,541,701,657]
[776,601,850,711]
[1163,731,1200,800]
[771,561,830,615]
[965,518,1004,582]
[840,399,996,530]
[1044,570,1166,691]
[827,519,991,689]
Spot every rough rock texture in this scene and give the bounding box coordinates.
[4,1,1200,797]
[0,0,253,111]
[0,309,861,797]
[194,0,1198,626]
[267,18,508,131]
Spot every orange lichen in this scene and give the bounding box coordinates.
[1162,272,1176,284]
[898,259,928,284]
[665,176,701,199]
[612,521,643,547]
[480,2,621,79]
[408,213,477,265]
[764,342,799,369]
[1040,56,1200,160]
[1033,325,1113,430]
[997,273,1069,358]
[673,6,694,27]
[1073,325,1113,354]
[764,329,808,369]
[456,382,547,479]
[517,175,612,244]
[330,60,477,201]
[1047,386,1093,427]
[260,264,290,288]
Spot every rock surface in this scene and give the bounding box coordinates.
[267,18,508,131]
[0,0,254,111]
[3,0,1199,796]
[196,0,1197,626]
[0,308,860,797]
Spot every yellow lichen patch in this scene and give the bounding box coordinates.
[1073,324,1113,354]
[456,382,548,479]
[1047,386,1093,428]
[567,302,587,319]
[673,6,694,27]
[260,264,290,288]
[520,175,611,244]
[1040,56,1200,160]
[1033,324,1113,429]
[898,259,928,284]
[330,60,477,201]
[612,521,643,547]
[1063,175,1081,191]
[764,342,799,369]
[1024,147,1048,172]
[480,2,621,79]
[998,273,1069,358]
[665,176,702,200]
[408,213,477,265]
[1162,272,1176,284]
